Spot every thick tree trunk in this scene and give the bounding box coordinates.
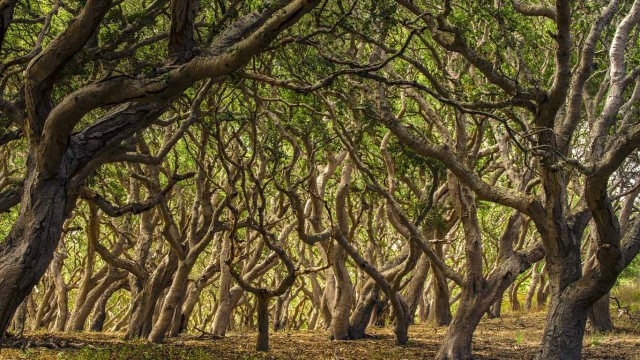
[404,254,430,323]
[256,294,270,352]
[431,265,452,326]
[534,293,588,360]
[212,236,234,337]
[319,266,336,330]
[436,301,485,360]
[89,278,126,332]
[330,248,354,340]
[0,173,71,337]
[348,284,379,339]
[319,287,334,330]
[308,308,319,330]
[392,297,411,345]
[149,261,192,343]
[126,278,149,338]
[168,280,189,337]
[126,253,177,339]
[212,285,244,336]
[67,269,124,331]
[306,267,324,330]
[588,294,613,332]
[535,233,589,360]
[582,236,613,333]
[273,289,290,331]
[176,276,213,335]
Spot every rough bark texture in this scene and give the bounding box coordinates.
[436,304,485,360]
[588,294,613,333]
[256,294,269,351]
[431,262,452,326]
[348,284,379,339]
[0,173,71,337]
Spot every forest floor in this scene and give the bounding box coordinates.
[1,312,640,359]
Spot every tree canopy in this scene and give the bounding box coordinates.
[1,1,640,359]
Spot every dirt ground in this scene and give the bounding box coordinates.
[1,313,639,359]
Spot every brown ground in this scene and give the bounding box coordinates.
[1,313,639,359]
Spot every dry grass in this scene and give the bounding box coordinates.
[1,312,639,359]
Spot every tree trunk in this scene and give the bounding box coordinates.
[89,278,126,332]
[588,293,613,333]
[330,247,354,340]
[51,249,69,332]
[212,236,234,337]
[392,297,410,345]
[404,254,430,323]
[174,257,219,335]
[509,283,521,311]
[256,294,270,352]
[348,284,379,339]
[536,274,548,311]
[0,173,71,337]
[534,294,588,360]
[126,253,177,339]
[177,282,207,335]
[273,289,290,331]
[169,280,188,337]
[12,300,27,335]
[32,284,54,330]
[319,266,336,330]
[524,266,540,312]
[149,261,192,343]
[419,284,430,322]
[487,293,503,319]
[66,269,124,331]
[370,296,388,327]
[431,265,452,326]
[535,235,589,360]
[436,301,485,360]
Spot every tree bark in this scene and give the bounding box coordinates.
[329,245,354,340]
[431,264,452,326]
[212,236,234,337]
[149,261,192,343]
[436,301,485,360]
[0,173,71,337]
[588,294,613,332]
[487,295,502,319]
[89,278,126,332]
[51,248,69,332]
[126,253,178,339]
[534,290,588,360]
[348,283,379,339]
[404,254,430,323]
[12,300,27,335]
[256,294,270,351]
[524,266,540,311]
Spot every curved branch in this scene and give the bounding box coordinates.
[80,172,194,217]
